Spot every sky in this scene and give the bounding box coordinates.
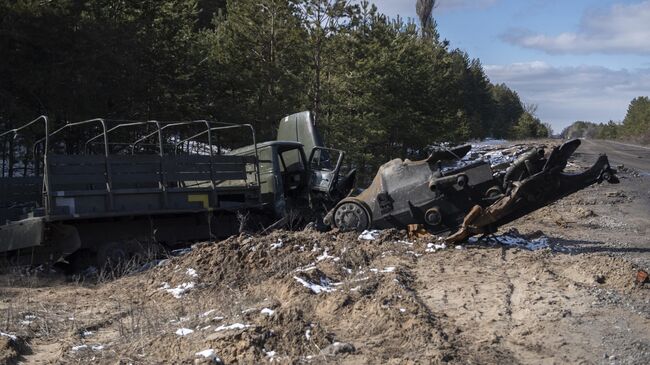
[372,0,650,132]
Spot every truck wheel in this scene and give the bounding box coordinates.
[333,200,371,232]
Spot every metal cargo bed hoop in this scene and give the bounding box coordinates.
[26,117,261,215]
[0,115,50,213]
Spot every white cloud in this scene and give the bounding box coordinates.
[370,0,498,18]
[436,0,498,10]
[484,62,650,130]
[502,1,650,54]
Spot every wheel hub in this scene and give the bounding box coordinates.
[333,201,370,232]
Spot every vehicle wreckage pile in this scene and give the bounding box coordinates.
[326,138,619,244]
[0,112,619,268]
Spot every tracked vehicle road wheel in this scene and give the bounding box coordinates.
[333,200,371,232]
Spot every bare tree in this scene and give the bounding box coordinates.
[416,0,437,38]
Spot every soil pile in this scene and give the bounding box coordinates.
[3,226,647,364]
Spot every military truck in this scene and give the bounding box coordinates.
[0,111,350,268]
[230,112,355,222]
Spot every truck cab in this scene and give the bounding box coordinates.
[230,111,353,220]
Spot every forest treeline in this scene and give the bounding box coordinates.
[0,0,549,177]
[561,96,650,144]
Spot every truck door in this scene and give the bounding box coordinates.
[276,145,309,205]
[308,147,344,195]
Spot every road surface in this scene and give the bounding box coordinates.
[566,137,650,268]
[577,138,650,174]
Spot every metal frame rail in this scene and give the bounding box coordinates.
[2,116,260,219]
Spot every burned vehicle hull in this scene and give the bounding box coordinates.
[325,139,619,242]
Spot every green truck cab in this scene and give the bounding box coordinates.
[230,111,354,221]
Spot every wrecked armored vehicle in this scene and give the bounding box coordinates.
[325,139,619,243]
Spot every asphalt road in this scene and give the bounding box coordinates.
[577,138,650,174]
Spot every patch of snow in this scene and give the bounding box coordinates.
[215,323,251,332]
[175,328,194,336]
[71,345,88,351]
[455,245,464,250]
[1,332,17,341]
[295,264,318,273]
[358,230,380,240]
[350,286,361,291]
[381,266,396,273]
[24,315,36,320]
[200,309,216,317]
[293,276,340,294]
[186,268,198,278]
[369,268,378,273]
[399,308,406,313]
[398,240,414,245]
[426,242,447,252]
[261,308,275,316]
[91,345,105,351]
[20,320,32,325]
[161,282,195,298]
[194,349,221,363]
[305,329,311,340]
[265,350,277,357]
[82,331,93,337]
[270,239,283,250]
[473,233,550,250]
[406,250,422,257]
[497,235,550,251]
[171,248,192,256]
[343,267,353,274]
[316,249,335,261]
[213,316,225,321]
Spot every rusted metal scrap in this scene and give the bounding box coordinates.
[325,139,619,243]
[636,270,649,286]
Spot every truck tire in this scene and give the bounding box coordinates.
[332,200,371,232]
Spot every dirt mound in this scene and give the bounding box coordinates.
[2,227,647,364]
[98,229,458,363]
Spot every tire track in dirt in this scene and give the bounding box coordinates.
[416,247,650,364]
